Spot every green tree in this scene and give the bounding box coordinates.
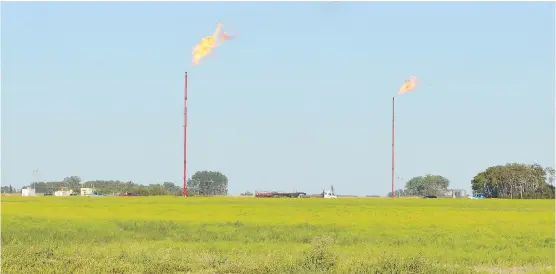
[471,163,554,199]
[187,171,228,196]
[62,176,82,192]
[22,182,52,194]
[162,182,181,194]
[405,174,450,196]
[147,184,168,196]
[545,167,555,187]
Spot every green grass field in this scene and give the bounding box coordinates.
[1,196,554,273]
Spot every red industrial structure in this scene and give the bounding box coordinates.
[183,72,188,197]
[391,97,395,198]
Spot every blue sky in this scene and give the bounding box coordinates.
[2,2,554,195]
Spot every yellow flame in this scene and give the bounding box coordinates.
[191,23,234,65]
[398,76,418,95]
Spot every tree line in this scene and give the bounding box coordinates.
[389,163,555,199]
[21,170,228,196]
[471,163,554,199]
[1,185,18,194]
[16,162,556,199]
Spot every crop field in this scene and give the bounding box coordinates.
[1,197,554,274]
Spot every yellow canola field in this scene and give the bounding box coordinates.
[2,196,554,273]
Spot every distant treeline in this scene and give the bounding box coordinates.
[17,163,556,199]
[25,177,183,196]
[22,171,228,196]
[388,163,555,199]
[1,185,19,194]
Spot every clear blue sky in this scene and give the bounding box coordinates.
[2,2,554,195]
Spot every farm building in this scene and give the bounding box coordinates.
[54,189,73,196]
[80,188,93,196]
[21,188,36,196]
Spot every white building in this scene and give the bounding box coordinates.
[323,190,337,199]
[21,188,36,196]
[54,189,73,196]
[80,188,93,196]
